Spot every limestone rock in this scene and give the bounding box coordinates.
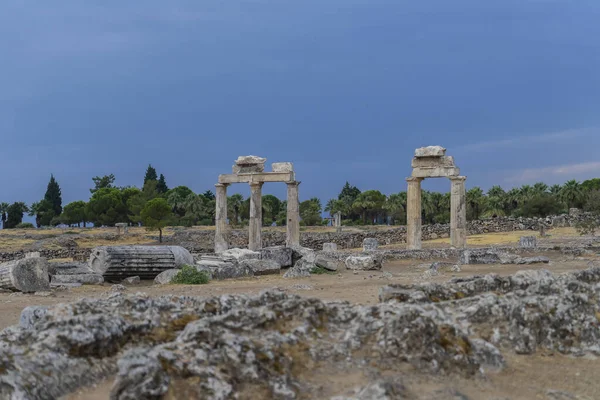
[362,238,378,251]
[415,145,446,157]
[51,274,104,285]
[291,245,316,264]
[314,254,339,271]
[221,248,261,262]
[345,255,382,271]
[234,155,266,165]
[271,162,294,172]
[154,269,180,285]
[459,249,517,265]
[19,306,48,329]
[514,256,550,265]
[322,243,338,252]
[260,246,293,268]
[411,155,456,168]
[0,257,50,293]
[519,236,537,248]
[211,262,254,280]
[283,258,314,278]
[232,164,264,174]
[122,276,141,285]
[239,259,280,276]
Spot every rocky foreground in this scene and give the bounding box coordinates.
[1,266,600,399]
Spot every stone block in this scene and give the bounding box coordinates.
[363,238,379,251]
[232,164,265,174]
[154,269,180,285]
[51,274,104,285]
[290,245,317,264]
[345,255,382,271]
[221,248,261,262]
[122,276,141,285]
[415,146,446,158]
[459,249,518,265]
[283,258,314,278]
[239,259,280,276]
[322,243,338,252]
[25,252,41,259]
[412,166,460,178]
[314,255,339,271]
[411,156,456,169]
[260,246,293,267]
[0,258,50,292]
[19,306,48,329]
[271,162,294,173]
[235,155,267,165]
[519,236,537,248]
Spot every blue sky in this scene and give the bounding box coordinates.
[1,0,599,207]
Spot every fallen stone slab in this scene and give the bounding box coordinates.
[48,262,94,276]
[260,246,293,268]
[211,263,254,280]
[514,256,550,265]
[220,248,260,262]
[239,259,280,276]
[314,254,339,271]
[51,274,104,285]
[0,257,50,293]
[345,255,382,271]
[459,249,518,265]
[291,245,316,264]
[154,269,180,285]
[122,276,141,285]
[283,259,315,278]
[88,246,194,281]
[322,243,337,252]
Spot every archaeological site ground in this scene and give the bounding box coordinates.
[1,151,600,400]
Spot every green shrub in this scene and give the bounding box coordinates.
[15,222,34,229]
[310,266,336,275]
[575,217,599,236]
[171,265,210,285]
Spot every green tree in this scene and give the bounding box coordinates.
[0,202,9,229]
[325,199,348,219]
[44,174,63,216]
[87,188,127,226]
[62,201,88,227]
[127,181,159,223]
[384,192,407,225]
[560,180,583,209]
[143,164,158,185]
[91,174,116,194]
[202,190,216,201]
[29,199,55,227]
[299,198,322,226]
[140,198,172,243]
[156,174,168,194]
[227,194,244,226]
[485,186,506,217]
[338,182,361,220]
[262,195,282,226]
[517,194,562,218]
[352,190,386,224]
[582,178,600,192]
[584,190,600,214]
[532,182,549,195]
[5,202,29,229]
[466,187,486,221]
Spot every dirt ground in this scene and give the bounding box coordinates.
[0,251,597,399]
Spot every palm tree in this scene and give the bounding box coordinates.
[560,180,583,209]
[532,182,549,195]
[518,185,534,203]
[485,186,506,217]
[227,194,244,225]
[352,190,386,224]
[549,184,562,196]
[183,194,205,224]
[167,191,186,217]
[383,193,407,225]
[0,202,8,229]
[467,187,486,221]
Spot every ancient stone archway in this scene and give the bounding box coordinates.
[406,146,467,250]
[214,156,300,253]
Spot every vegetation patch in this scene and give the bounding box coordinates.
[310,266,336,275]
[171,265,210,285]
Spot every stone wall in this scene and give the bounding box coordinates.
[0,249,91,263]
[168,213,593,252]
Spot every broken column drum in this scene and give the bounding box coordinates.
[88,246,194,281]
[406,146,467,250]
[214,156,300,252]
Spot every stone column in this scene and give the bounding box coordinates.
[214,183,229,253]
[249,182,264,251]
[450,176,467,248]
[286,181,300,247]
[406,177,423,250]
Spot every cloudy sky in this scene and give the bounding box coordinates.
[1,0,599,206]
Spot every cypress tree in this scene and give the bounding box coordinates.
[44,174,63,216]
[157,174,168,194]
[144,165,158,185]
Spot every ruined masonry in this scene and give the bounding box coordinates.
[215,156,300,252]
[407,146,467,250]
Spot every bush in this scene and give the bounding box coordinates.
[171,265,210,285]
[310,266,336,275]
[15,222,34,229]
[575,217,599,236]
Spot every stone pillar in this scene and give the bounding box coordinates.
[249,182,264,251]
[334,211,342,233]
[406,177,423,250]
[286,181,300,247]
[450,176,467,248]
[214,183,229,253]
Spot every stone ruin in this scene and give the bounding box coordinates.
[407,146,467,250]
[215,156,300,252]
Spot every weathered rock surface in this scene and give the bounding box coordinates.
[239,259,280,276]
[51,274,104,285]
[345,255,382,271]
[519,236,537,248]
[459,249,517,265]
[362,238,378,251]
[235,155,266,165]
[260,246,293,267]
[291,245,316,264]
[89,246,193,281]
[122,276,140,285]
[0,257,50,292]
[322,242,338,252]
[415,145,446,157]
[283,258,315,278]
[220,248,260,262]
[196,256,251,280]
[315,254,339,271]
[154,269,180,285]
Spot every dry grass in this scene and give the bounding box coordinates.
[426,227,579,246]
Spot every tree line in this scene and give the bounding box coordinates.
[2,168,600,232]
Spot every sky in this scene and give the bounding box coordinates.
[1,0,599,208]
